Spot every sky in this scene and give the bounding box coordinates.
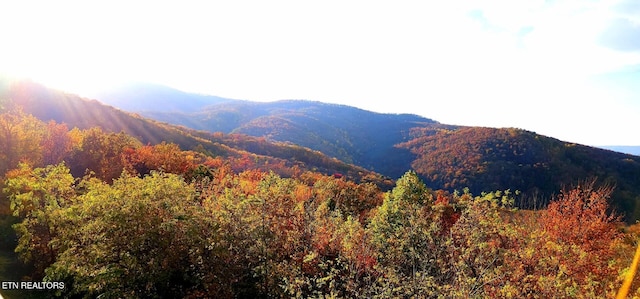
[1,0,639,146]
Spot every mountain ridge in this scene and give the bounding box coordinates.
[0,79,388,185]
[86,82,640,221]
[91,83,436,178]
[3,78,640,221]
[87,82,235,113]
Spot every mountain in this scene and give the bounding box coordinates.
[89,86,436,178]
[149,101,434,178]
[89,83,640,221]
[87,82,234,113]
[0,79,387,184]
[4,78,640,222]
[399,126,640,221]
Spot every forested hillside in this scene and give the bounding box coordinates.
[398,126,640,221]
[0,79,388,185]
[5,78,640,221]
[92,84,434,178]
[2,78,640,297]
[142,100,432,178]
[85,82,640,222]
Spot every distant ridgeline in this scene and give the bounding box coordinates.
[2,77,640,221]
[0,78,390,186]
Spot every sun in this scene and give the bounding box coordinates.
[0,1,138,96]
[1,52,130,97]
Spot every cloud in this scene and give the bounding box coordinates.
[613,0,640,15]
[599,18,640,52]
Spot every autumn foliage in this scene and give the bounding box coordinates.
[0,109,637,298]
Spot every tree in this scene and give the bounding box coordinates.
[4,163,76,278]
[447,190,519,298]
[123,142,198,176]
[41,121,73,166]
[68,128,141,181]
[542,181,621,254]
[494,182,625,298]
[311,175,382,220]
[200,169,267,298]
[534,181,623,297]
[0,111,45,175]
[46,172,229,298]
[367,171,444,297]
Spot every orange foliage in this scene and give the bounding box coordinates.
[41,121,72,166]
[123,142,198,176]
[294,184,312,203]
[542,181,621,253]
[540,182,622,281]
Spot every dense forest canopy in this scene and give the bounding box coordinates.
[0,148,636,297]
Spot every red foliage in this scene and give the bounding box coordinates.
[435,190,450,205]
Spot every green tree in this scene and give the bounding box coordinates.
[250,172,306,297]
[367,171,444,297]
[0,111,45,175]
[4,163,76,278]
[446,190,519,298]
[200,169,267,298]
[45,172,228,298]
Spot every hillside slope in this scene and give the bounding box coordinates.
[4,79,640,221]
[399,126,640,220]
[87,83,640,221]
[0,79,386,184]
[90,84,436,178]
[157,100,432,177]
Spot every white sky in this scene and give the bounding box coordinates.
[1,0,639,145]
